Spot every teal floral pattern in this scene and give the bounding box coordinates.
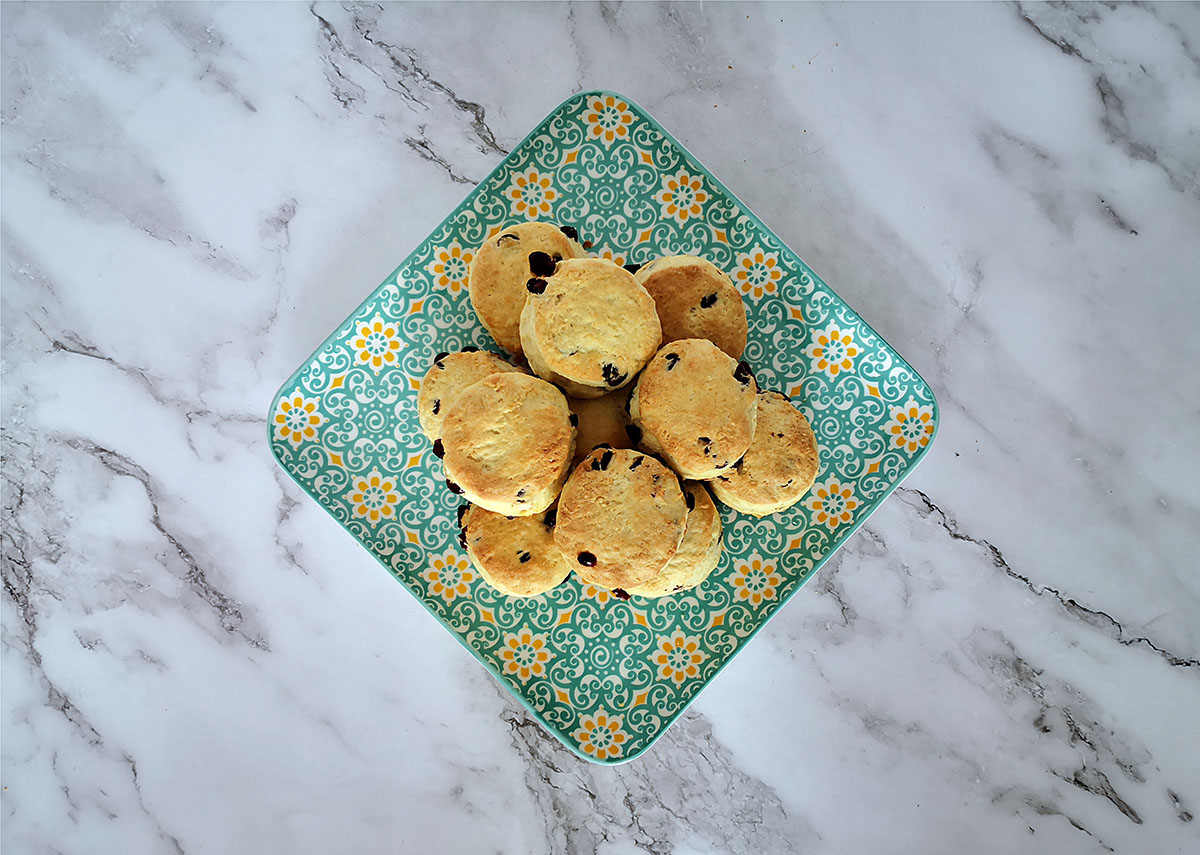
[269,91,937,763]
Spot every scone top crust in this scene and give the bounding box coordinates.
[567,391,634,462]
[712,391,820,516]
[462,504,572,597]
[416,349,524,440]
[631,338,758,479]
[634,255,748,359]
[521,257,661,393]
[554,447,687,590]
[441,372,574,513]
[468,222,584,356]
[625,480,723,598]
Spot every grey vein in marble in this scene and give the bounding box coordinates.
[897,488,1199,669]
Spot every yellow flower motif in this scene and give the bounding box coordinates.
[581,583,614,605]
[654,169,708,224]
[498,627,552,683]
[885,397,936,454]
[352,313,403,374]
[726,555,783,606]
[506,168,558,220]
[583,94,635,145]
[805,477,861,529]
[592,247,627,267]
[733,244,784,300]
[804,324,860,378]
[423,551,475,602]
[572,708,627,760]
[653,630,705,685]
[425,240,474,295]
[345,468,402,525]
[273,393,323,447]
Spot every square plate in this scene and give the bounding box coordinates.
[269,91,938,763]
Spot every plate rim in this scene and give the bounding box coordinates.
[268,88,940,764]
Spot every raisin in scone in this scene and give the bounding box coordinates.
[554,447,687,590]
[461,504,572,596]
[469,222,585,356]
[710,391,820,516]
[634,255,748,359]
[441,373,574,515]
[417,348,524,440]
[625,481,723,598]
[629,339,758,480]
[520,257,661,398]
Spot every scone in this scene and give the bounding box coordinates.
[626,481,723,598]
[441,373,575,515]
[567,390,636,463]
[554,447,687,591]
[461,504,572,596]
[710,391,820,516]
[520,257,661,398]
[630,339,758,479]
[634,255,748,358]
[468,222,585,356]
[417,348,524,440]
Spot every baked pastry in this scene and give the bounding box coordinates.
[468,222,585,356]
[417,348,524,440]
[629,339,758,479]
[461,504,572,596]
[625,481,723,597]
[441,372,574,515]
[567,390,637,463]
[554,447,687,590]
[710,391,819,516]
[519,257,661,398]
[634,255,748,358]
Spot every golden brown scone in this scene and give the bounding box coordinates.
[462,504,572,596]
[567,390,636,463]
[441,373,575,515]
[417,349,524,440]
[710,391,819,516]
[554,448,687,591]
[520,257,661,398]
[625,481,723,597]
[468,222,585,356]
[634,256,748,358]
[629,339,758,479]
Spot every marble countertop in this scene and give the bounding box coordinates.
[3,3,1198,853]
